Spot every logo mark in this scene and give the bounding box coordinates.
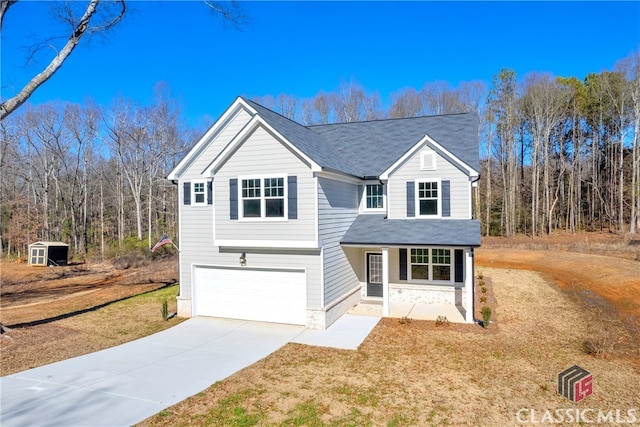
[558,365,593,402]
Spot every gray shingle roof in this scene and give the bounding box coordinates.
[242,97,479,178]
[341,215,481,247]
[310,114,479,177]
[242,98,358,174]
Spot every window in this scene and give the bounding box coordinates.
[365,184,384,209]
[264,177,285,217]
[417,179,439,216]
[241,176,286,219]
[409,248,452,282]
[193,181,206,204]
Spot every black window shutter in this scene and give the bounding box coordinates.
[406,182,415,217]
[229,179,238,220]
[183,182,191,205]
[455,249,463,283]
[442,180,451,217]
[288,176,297,219]
[207,181,213,205]
[399,248,408,280]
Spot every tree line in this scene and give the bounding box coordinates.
[1,51,638,260]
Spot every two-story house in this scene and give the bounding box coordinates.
[167,97,481,329]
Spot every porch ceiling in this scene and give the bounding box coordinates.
[340,215,481,247]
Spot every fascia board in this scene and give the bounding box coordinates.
[380,134,479,180]
[167,97,257,180]
[203,115,322,177]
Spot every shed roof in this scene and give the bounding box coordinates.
[340,215,481,247]
[29,241,70,247]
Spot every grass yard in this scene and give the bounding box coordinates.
[139,267,640,426]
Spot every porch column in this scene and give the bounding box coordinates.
[464,249,474,323]
[382,247,390,316]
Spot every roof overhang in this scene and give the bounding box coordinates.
[380,133,479,180]
[167,97,257,180]
[202,114,322,177]
[340,215,481,247]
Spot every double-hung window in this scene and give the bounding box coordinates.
[417,179,440,216]
[241,178,261,217]
[264,177,285,217]
[241,176,286,219]
[409,248,452,282]
[365,184,384,210]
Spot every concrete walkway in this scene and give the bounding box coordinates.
[0,315,379,427]
[349,300,467,323]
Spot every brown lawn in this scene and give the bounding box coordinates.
[1,233,639,426]
[138,234,640,426]
[0,256,184,375]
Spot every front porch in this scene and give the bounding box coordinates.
[348,299,467,323]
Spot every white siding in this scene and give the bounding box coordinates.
[388,148,471,219]
[214,126,317,244]
[318,177,360,306]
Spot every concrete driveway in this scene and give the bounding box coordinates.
[0,315,379,427]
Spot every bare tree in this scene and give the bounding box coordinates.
[0,0,247,121]
[0,0,125,120]
[521,72,567,235]
[616,50,640,234]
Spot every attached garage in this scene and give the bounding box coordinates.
[193,265,307,325]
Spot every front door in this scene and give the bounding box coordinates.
[366,253,383,297]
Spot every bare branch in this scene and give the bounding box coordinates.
[0,0,125,122]
[0,0,18,30]
[202,0,248,29]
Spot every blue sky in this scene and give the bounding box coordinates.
[2,1,639,126]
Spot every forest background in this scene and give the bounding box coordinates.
[1,1,639,260]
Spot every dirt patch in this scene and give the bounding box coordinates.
[0,258,178,327]
[0,256,183,375]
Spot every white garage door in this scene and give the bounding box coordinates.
[193,266,307,325]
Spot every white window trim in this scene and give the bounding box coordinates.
[362,182,386,213]
[415,178,442,218]
[420,150,436,170]
[192,180,208,206]
[407,247,454,284]
[238,174,288,221]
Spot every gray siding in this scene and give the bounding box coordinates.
[318,177,360,306]
[388,148,471,219]
[177,107,254,298]
[183,108,252,181]
[178,204,215,300]
[214,126,317,244]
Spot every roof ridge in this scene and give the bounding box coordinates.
[240,96,311,129]
[307,111,477,128]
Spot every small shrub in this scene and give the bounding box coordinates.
[481,306,492,328]
[161,298,169,321]
[398,316,412,325]
[479,295,487,304]
[435,315,449,327]
[582,327,619,359]
[477,271,483,280]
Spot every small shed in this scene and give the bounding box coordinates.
[28,241,69,266]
